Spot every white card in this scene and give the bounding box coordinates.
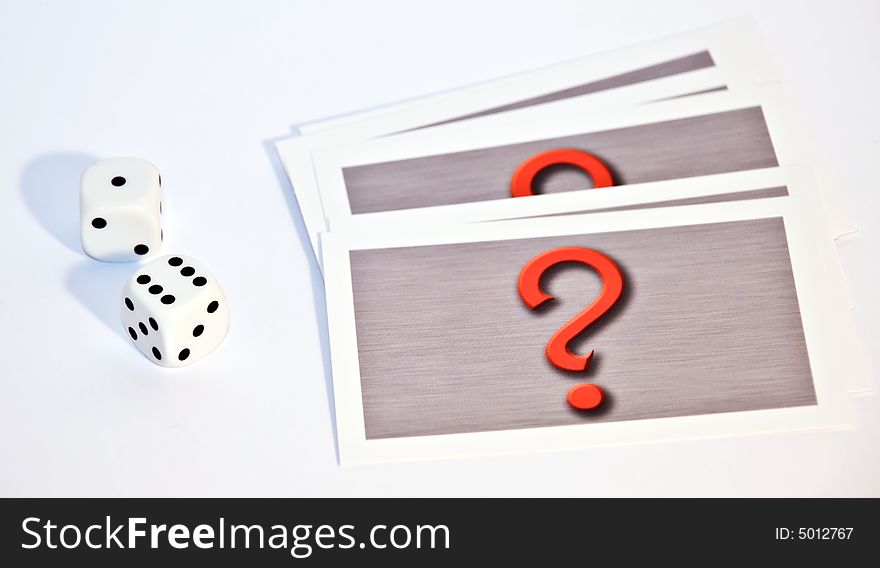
[321,168,862,464]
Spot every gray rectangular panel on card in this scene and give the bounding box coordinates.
[343,107,778,214]
[349,218,815,439]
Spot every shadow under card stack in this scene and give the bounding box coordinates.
[273,19,869,464]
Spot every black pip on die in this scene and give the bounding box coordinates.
[80,157,163,262]
[122,255,228,367]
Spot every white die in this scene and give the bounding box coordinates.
[121,255,229,367]
[80,157,163,262]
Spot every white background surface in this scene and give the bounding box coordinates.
[0,0,877,496]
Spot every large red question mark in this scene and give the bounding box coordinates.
[517,247,624,410]
[510,148,614,198]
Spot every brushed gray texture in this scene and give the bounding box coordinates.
[349,218,815,439]
[425,51,715,127]
[343,107,778,214]
[654,85,728,101]
[535,186,788,218]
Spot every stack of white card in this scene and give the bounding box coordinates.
[275,19,869,465]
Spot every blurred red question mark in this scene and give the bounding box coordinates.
[517,247,624,410]
[510,148,614,198]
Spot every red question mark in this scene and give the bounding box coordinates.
[517,247,624,410]
[510,148,614,198]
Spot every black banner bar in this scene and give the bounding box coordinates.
[2,498,876,565]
